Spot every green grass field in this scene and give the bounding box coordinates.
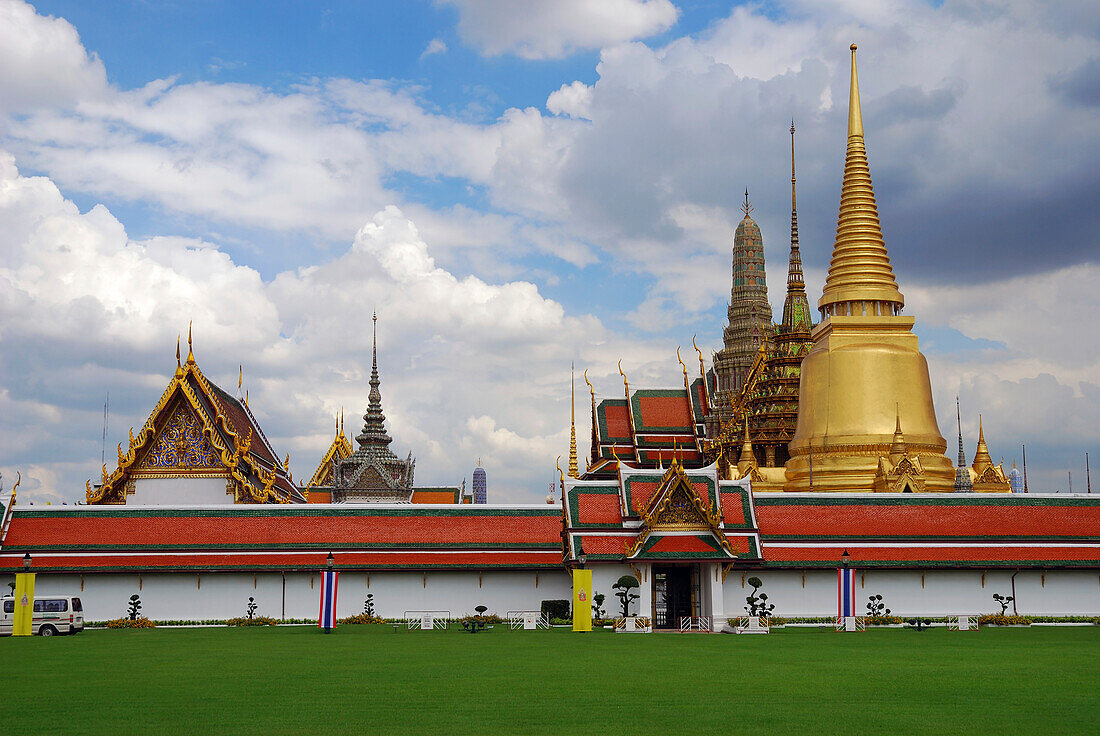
[2,625,1097,735]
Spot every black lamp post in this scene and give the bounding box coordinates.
[326,552,334,570]
[22,553,31,572]
[841,549,850,568]
[577,553,587,569]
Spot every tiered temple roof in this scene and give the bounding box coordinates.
[86,332,301,505]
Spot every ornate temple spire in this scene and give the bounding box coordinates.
[568,362,579,478]
[355,312,394,454]
[954,396,972,492]
[781,120,812,331]
[889,406,907,465]
[972,415,993,475]
[818,45,904,318]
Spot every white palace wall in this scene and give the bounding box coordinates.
[5,567,1097,622]
[6,570,572,622]
[722,569,1100,618]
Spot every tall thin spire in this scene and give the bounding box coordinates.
[568,362,578,478]
[819,44,904,317]
[355,311,393,454]
[954,395,972,492]
[782,120,811,330]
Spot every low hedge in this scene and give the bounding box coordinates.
[339,613,386,625]
[104,617,156,629]
[225,616,279,626]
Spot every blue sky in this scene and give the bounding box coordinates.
[0,0,1097,501]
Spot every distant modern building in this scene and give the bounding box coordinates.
[472,461,487,504]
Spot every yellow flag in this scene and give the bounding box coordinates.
[572,569,592,632]
[13,572,35,637]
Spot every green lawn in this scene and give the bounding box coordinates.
[2,625,1097,735]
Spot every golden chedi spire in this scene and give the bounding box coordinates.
[785,44,953,493]
[819,44,904,318]
[971,415,993,476]
[888,407,907,466]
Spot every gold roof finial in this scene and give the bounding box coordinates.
[174,334,184,378]
[889,404,907,463]
[618,359,629,395]
[568,362,579,478]
[818,43,904,315]
[691,335,706,380]
[186,322,195,365]
[972,414,993,474]
[555,456,565,491]
[238,365,243,394]
[8,471,21,504]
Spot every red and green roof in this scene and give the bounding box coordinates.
[0,505,564,572]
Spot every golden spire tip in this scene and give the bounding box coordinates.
[848,43,863,138]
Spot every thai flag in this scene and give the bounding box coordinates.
[319,570,339,631]
[837,567,856,618]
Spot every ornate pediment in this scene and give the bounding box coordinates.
[651,483,710,530]
[627,462,734,558]
[135,401,224,475]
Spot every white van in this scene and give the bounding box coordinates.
[1,595,84,636]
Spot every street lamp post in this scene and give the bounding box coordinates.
[22,552,31,572]
[841,549,850,568]
[577,553,587,569]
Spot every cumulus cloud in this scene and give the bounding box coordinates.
[0,0,107,113]
[439,0,679,59]
[0,152,671,503]
[547,81,594,119]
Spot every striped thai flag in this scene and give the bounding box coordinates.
[318,570,339,631]
[837,567,856,618]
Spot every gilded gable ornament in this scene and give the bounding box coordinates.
[139,403,220,470]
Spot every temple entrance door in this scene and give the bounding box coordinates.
[653,565,696,628]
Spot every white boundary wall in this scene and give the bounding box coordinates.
[721,569,1100,617]
[3,568,1097,621]
[2,570,572,622]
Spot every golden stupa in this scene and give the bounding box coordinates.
[785,45,955,492]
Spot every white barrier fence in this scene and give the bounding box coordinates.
[834,616,867,632]
[614,616,652,633]
[946,614,980,631]
[506,611,549,630]
[404,611,451,630]
[735,616,770,634]
[679,616,711,632]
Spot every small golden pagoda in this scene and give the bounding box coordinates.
[785,45,955,492]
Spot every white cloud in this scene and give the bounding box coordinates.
[439,0,679,59]
[421,38,448,59]
[0,0,107,113]
[0,152,670,503]
[547,81,594,119]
